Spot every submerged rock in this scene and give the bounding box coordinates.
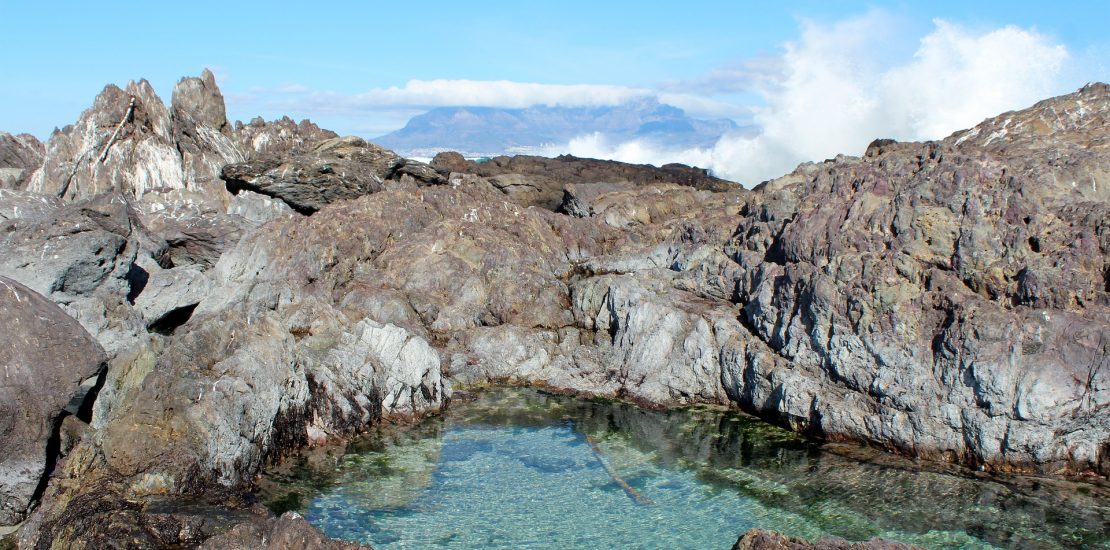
[733,529,920,550]
[198,510,369,549]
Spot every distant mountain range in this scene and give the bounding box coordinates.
[373,100,749,158]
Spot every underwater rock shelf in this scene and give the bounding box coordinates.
[261,388,1110,549]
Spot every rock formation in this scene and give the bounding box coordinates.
[221,136,446,214]
[0,133,43,190]
[0,73,1107,548]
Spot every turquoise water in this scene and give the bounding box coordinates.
[262,389,1110,549]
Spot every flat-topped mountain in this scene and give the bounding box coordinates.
[374,99,745,157]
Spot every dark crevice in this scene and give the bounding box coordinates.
[74,368,108,423]
[762,218,793,266]
[148,303,199,335]
[223,178,317,216]
[125,264,149,304]
[30,413,67,506]
[28,361,106,510]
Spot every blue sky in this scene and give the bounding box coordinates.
[1,1,1107,182]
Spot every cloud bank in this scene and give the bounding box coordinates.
[561,15,1070,185]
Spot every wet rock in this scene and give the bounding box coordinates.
[222,136,445,214]
[0,277,106,526]
[733,529,920,550]
[0,132,43,190]
[199,510,369,549]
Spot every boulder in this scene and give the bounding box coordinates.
[0,193,151,357]
[0,277,106,525]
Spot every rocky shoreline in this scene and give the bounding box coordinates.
[0,71,1107,547]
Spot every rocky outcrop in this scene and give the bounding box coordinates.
[0,133,43,190]
[3,77,1109,547]
[25,69,335,215]
[0,277,106,526]
[222,136,446,214]
[234,116,338,159]
[432,151,738,209]
[733,529,919,550]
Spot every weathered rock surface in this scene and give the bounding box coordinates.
[0,193,147,357]
[733,529,920,550]
[25,69,335,217]
[222,136,446,214]
[0,190,61,222]
[0,133,43,190]
[233,116,338,159]
[0,277,106,526]
[432,151,739,209]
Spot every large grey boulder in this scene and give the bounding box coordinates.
[0,192,148,357]
[0,277,107,526]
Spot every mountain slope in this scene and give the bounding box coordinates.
[374,99,743,156]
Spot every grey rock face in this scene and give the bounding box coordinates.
[0,132,44,190]
[221,136,446,214]
[29,79,195,201]
[0,189,61,222]
[225,189,297,226]
[0,193,146,357]
[171,70,245,196]
[0,277,106,526]
[25,70,334,217]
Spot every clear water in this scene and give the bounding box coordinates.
[261,388,1110,549]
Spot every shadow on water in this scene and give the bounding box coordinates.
[259,388,1110,549]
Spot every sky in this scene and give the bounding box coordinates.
[2,1,1108,184]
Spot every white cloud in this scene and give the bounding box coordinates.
[553,15,1072,186]
[267,79,655,112]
